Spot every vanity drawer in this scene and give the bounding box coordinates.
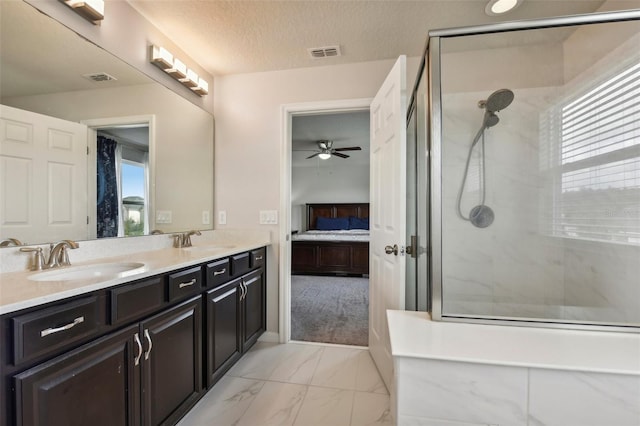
[230,252,250,277]
[168,266,203,302]
[250,248,266,269]
[12,296,102,366]
[110,276,165,326]
[206,258,230,289]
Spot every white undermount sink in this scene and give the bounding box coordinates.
[29,262,146,282]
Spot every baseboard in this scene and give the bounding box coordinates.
[258,331,280,343]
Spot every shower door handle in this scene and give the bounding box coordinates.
[405,235,417,259]
[384,244,399,256]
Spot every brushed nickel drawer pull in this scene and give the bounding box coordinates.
[213,268,226,276]
[179,278,197,288]
[255,256,263,261]
[40,316,84,337]
[144,329,153,361]
[134,332,143,366]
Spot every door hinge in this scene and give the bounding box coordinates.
[86,146,90,155]
[87,216,89,225]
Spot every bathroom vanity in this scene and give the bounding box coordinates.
[0,239,268,426]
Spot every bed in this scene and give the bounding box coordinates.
[291,203,369,276]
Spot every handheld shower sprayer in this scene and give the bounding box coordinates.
[456,89,514,228]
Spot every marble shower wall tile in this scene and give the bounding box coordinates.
[396,358,528,426]
[528,369,640,426]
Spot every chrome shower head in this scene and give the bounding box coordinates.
[483,111,500,128]
[484,89,514,113]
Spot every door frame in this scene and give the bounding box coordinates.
[82,115,155,239]
[278,98,372,344]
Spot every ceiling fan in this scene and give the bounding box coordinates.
[305,140,361,160]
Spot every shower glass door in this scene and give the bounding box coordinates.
[432,16,640,329]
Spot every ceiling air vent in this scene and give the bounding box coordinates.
[83,72,117,82]
[307,45,342,59]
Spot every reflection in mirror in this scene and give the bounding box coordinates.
[0,1,214,246]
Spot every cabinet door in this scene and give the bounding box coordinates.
[14,324,140,426]
[205,278,242,387]
[242,269,265,351]
[141,297,202,426]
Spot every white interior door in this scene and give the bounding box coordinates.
[369,56,407,390]
[0,105,88,243]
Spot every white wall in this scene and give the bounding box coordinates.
[291,164,370,231]
[214,57,420,334]
[4,84,214,234]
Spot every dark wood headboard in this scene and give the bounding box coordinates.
[307,203,370,230]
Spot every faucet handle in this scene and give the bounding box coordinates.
[20,247,45,271]
[171,234,183,248]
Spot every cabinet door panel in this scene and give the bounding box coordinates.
[242,270,265,351]
[206,279,241,387]
[141,297,202,426]
[14,325,139,426]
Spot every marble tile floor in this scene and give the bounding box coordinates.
[178,342,392,426]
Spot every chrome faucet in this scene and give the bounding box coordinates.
[171,230,201,248]
[0,238,23,247]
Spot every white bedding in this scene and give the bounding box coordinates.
[291,229,370,242]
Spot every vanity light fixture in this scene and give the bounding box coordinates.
[485,0,522,15]
[60,0,105,24]
[150,45,209,97]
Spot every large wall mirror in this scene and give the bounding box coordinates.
[0,1,214,246]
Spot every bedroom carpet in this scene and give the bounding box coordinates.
[291,274,369,347]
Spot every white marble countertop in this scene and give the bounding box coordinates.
[388,310,640,376]
[0,233,270,315]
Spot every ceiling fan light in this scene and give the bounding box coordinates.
[318,152,331,160]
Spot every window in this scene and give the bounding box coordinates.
[552,62,640,244]
[121,161,147,236]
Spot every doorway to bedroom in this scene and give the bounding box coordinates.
[290,110,371,347]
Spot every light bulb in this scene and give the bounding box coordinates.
[318,152,331,160]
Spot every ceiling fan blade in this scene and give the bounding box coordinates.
[333,146,361,152]
[306,152,320,159]
[333,152,349,159]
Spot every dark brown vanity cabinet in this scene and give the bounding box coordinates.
[2,247,266,426]
[205,249,266,387]
[12,297,202,426]
[14,324,140,426]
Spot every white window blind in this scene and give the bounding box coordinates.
[554,62,640,244]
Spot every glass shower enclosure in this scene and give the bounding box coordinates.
[425,9,640,330]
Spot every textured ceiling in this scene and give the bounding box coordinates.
[125,0,630,76]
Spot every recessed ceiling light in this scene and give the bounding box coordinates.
[485,0,522,16]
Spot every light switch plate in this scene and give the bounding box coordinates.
[218,210,227,225]
[259,210,278,225]
[156,210,172,224]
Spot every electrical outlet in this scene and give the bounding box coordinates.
[202,210,210,225]
[218,210,227,225]
[156,210,172,224]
